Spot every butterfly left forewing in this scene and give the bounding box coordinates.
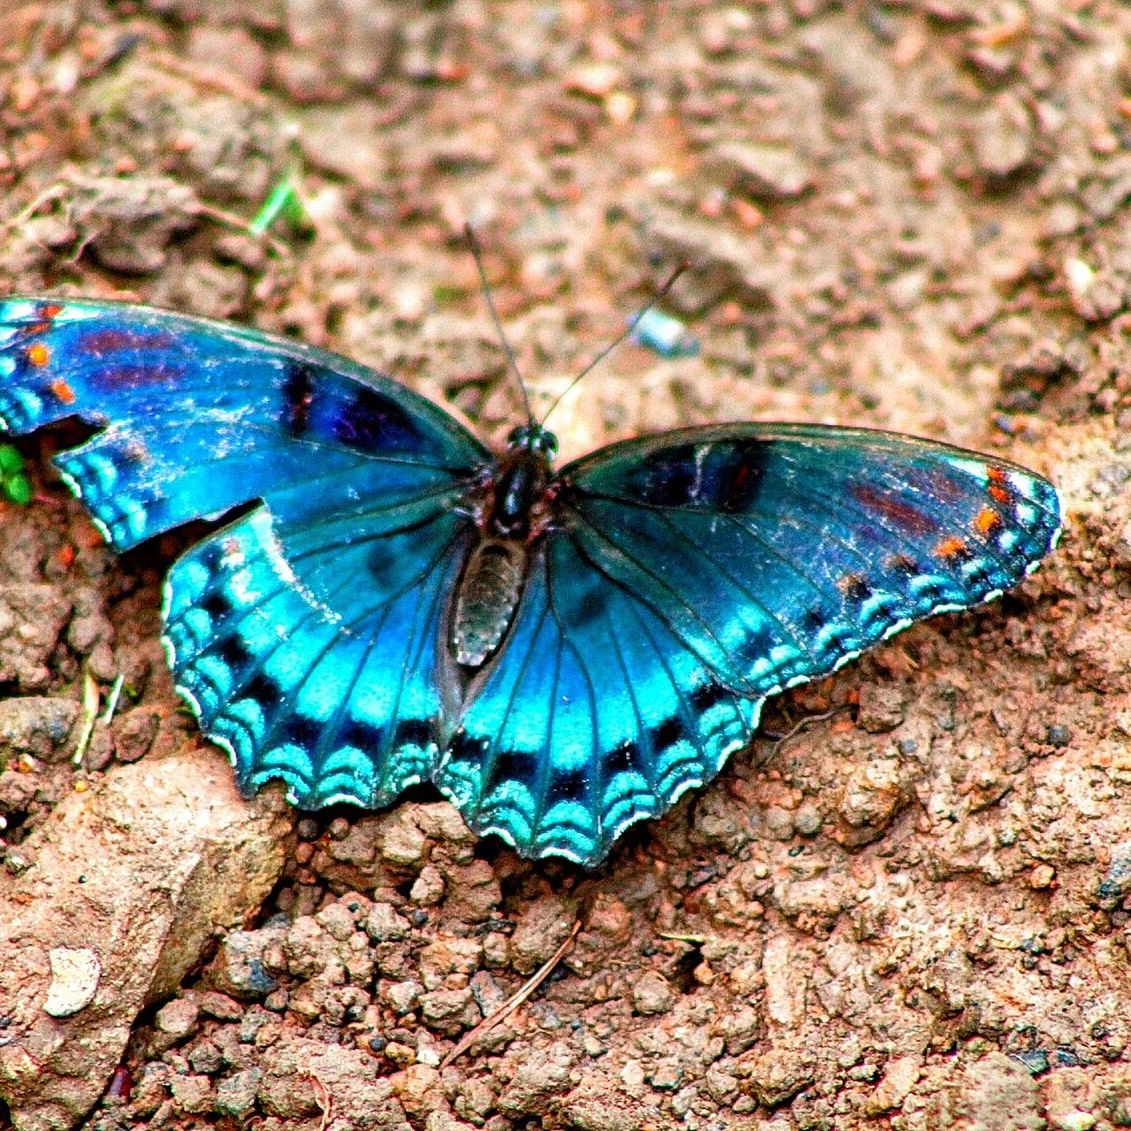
[0,298,487,548]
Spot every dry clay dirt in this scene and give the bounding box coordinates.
[1,2,1131,1130]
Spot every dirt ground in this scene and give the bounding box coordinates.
[1,2,1130,1129]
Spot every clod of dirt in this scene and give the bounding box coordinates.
[0,748,291,1131]
[68,175,200,275]
[708,141,815,202]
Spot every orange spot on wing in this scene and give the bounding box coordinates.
[986,466,1012,505]
[973,507,1003,537]
[936,536,969,560]
[50,380,76,405]
[26,342,50,367]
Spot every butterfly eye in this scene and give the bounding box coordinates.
[505,423,558,459]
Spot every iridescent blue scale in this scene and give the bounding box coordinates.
[0,297,1062,865]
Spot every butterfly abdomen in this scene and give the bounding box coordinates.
[450,430,560,668]
[451,540,527,666]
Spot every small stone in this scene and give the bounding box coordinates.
[365,902,411,942]
[0,697,80,763]
[385,980,422,1014]
[154,997,200,1044]
[837,757,904,842]
[420,988,478,1035]
[864,1055,921,1115]
[497,1044,576,1118]
[856,684,907,733]
[111,709,159,764]
[482,931,509,968]
[647,1060,683,1091]
[43,947,100,1018]
[564,61,623,98]
[380,811,428,867]
[188,1039,223,1075]
[315,901,357,942]
[210,927,282,997]
[469,970,506,1017]
[169,1073,212,1115]
[971,93,1037,180]
[642,208,775,313]
[69,175,200,275]
[410,864,446,905]
[1064,258,1127,323]
[197,991,242,1021]
[510,896,577,973]
[793,804,823,836]
[763,805,795,841]
[746,1045,816,1105]
[632,971,674,1015]
[709,141,814,201]
[214,1068,262,1116]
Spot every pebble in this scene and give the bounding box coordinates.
[43,947,101,1018]
[793,804,823,837]
[214,1068,262,1116]
[0,697,80,763]
[410,864,446,905]
[385,980,422,1015]
[154,997,200,1045]
[632,971,675,1015]
[110,708,160,764]
[316,900,357,942]
[365,902,411,942]
[510,896,577,973]
[69,175,200,275]
[420,987,478,1034]
[856,684,907,733]
[497,1044,576,1118]
[971,94,1037,180]
[709,141,814,201]
[379,810,429,867]
[642,207,775,313]
[168,1073,212,1115]
[210,927,282,997]
[563,61,623,98]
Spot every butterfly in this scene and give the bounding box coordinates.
[0,296,1061,865]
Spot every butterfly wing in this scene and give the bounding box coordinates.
[437,536,761,863]
[563,424,1061,696]
[438,423,1060,865]
[0,298,488,805]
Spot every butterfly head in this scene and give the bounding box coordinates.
[506,422,559,462]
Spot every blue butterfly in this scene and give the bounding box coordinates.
[0,297,1061,864]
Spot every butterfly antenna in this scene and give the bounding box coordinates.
[464,223,535,427]
[541,260,689,426]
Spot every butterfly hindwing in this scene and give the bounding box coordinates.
[164,502,473,807]
[437,536,760,864]
[0,298,488,806]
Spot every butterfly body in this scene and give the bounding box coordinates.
[0,297,1062,865]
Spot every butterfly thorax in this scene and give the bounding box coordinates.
[450,423,561,668]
